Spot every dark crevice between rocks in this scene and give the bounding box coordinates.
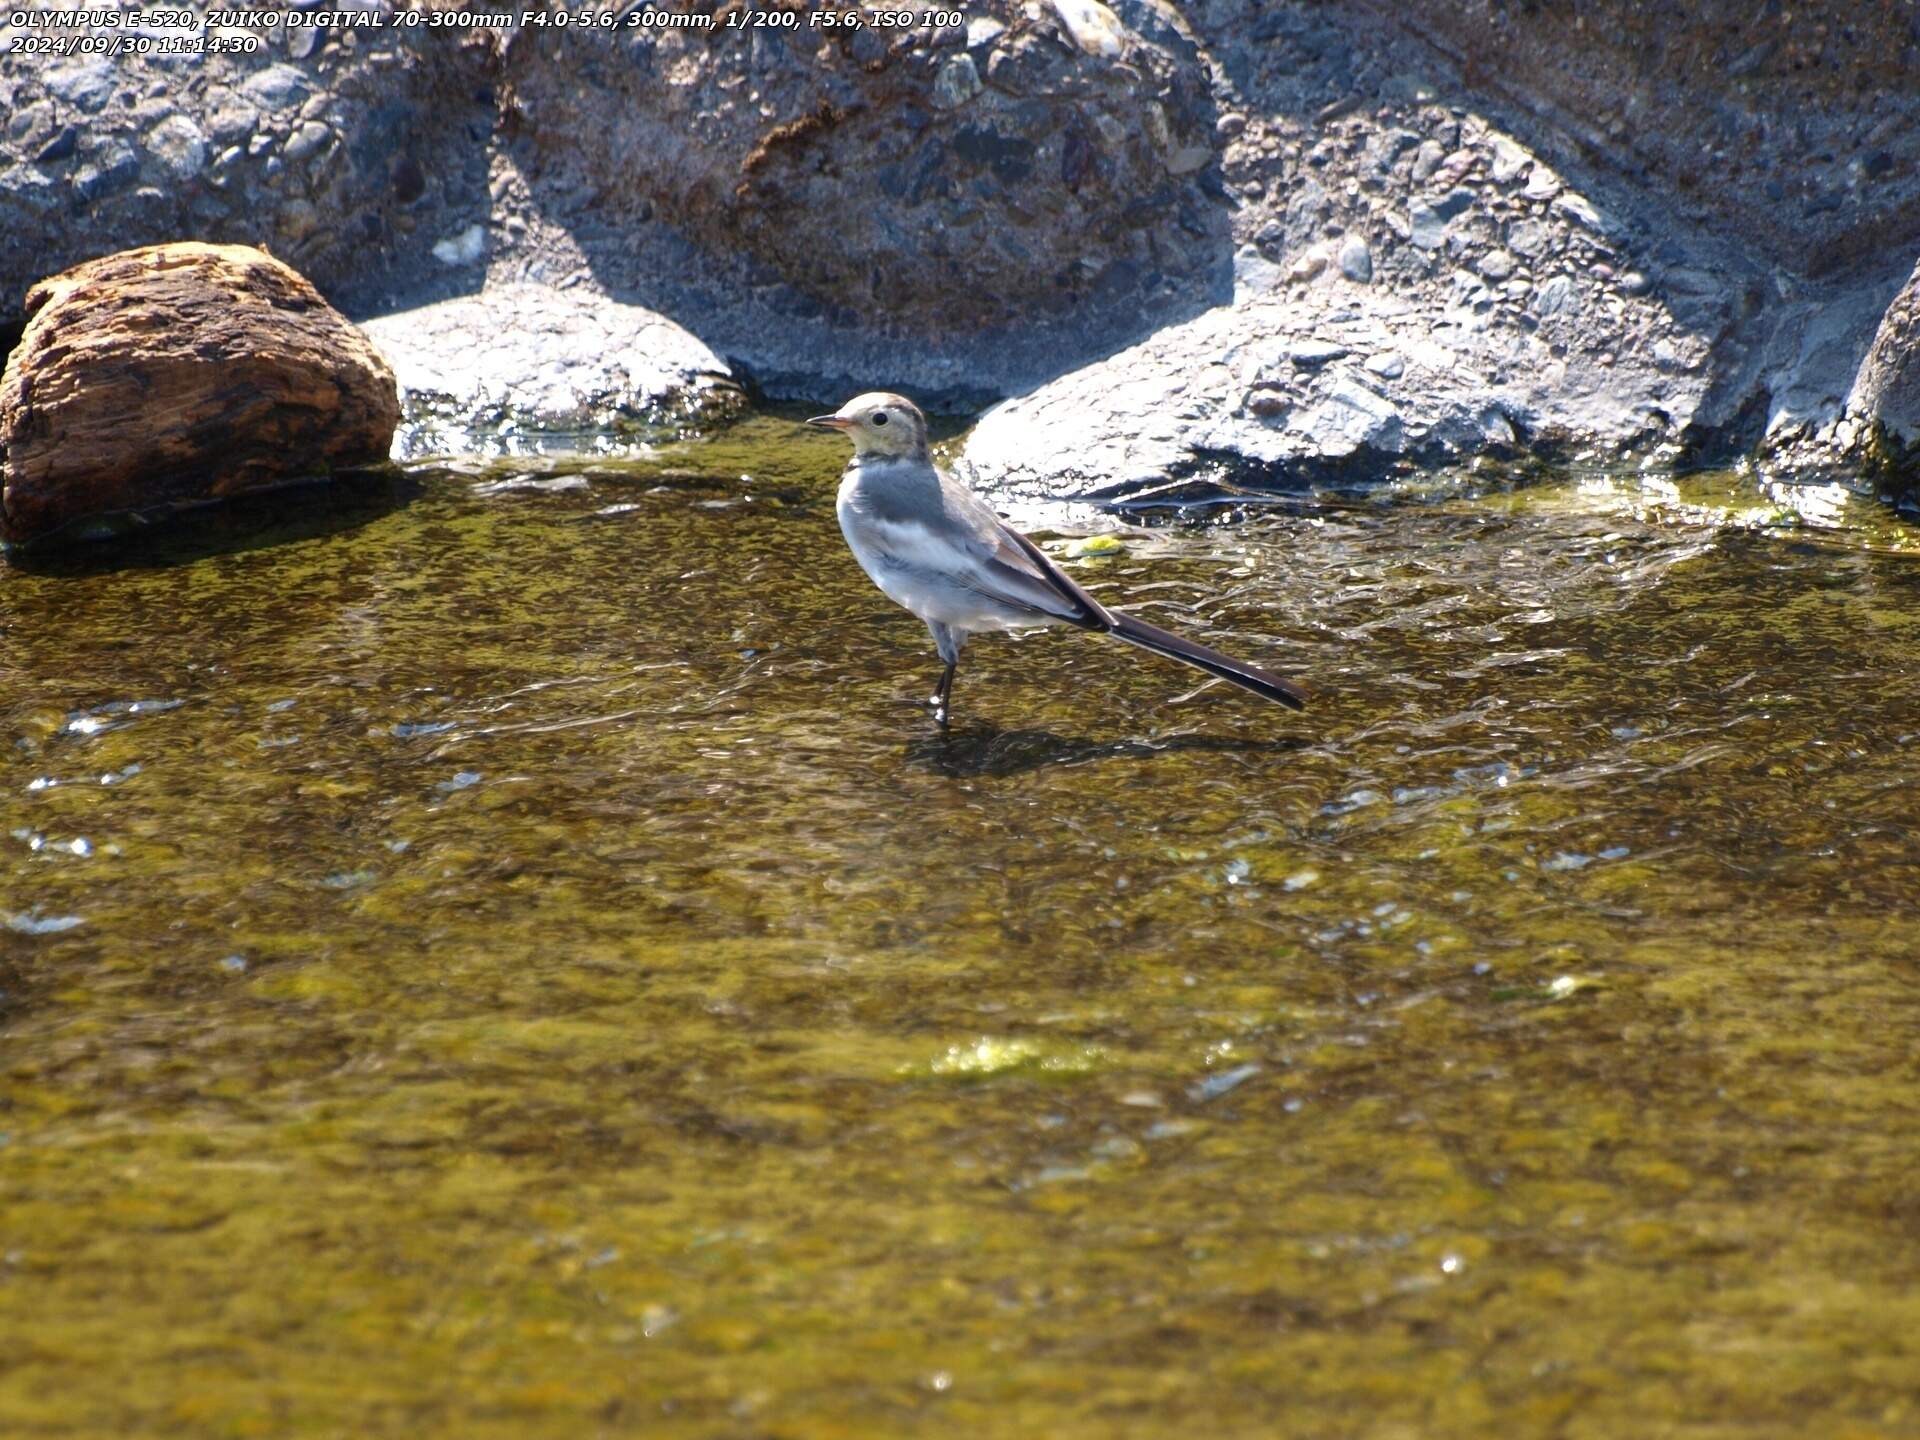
[0,314,18,494]
[1676,386,1773,474]
[1858,425,1920,511]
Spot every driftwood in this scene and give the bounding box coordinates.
[0,242,398,546]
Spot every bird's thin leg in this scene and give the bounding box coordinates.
[924,622,964,726]
[932,659,957,726]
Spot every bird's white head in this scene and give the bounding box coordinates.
[807,392,929,460]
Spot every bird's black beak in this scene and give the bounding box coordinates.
[807,414,853,431]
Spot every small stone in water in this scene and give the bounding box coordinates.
[640,1303,678,1338]
[6,912,83,935]
[1546,974,1602,1001]
[1191,1063,1261,1101]
[1321,789,1381,816]
[1032,1165,1091,1185]
[1541,851,1593,872]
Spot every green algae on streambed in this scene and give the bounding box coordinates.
[3,417,1919,1439]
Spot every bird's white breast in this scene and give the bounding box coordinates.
[837,483,937,609]
[837,471,1026,631]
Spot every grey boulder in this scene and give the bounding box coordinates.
[361,283,746,459]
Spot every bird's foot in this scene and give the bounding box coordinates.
[932,700,950,727]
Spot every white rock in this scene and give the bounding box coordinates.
[144,115,208,181]
[1286,244,1332,284]
[931,54,981,110]
[432,224,486,266]
[1489,136,1532,185]
[965,16,1006,47]
[1506,218,1551,258]
[283,119,330,165]
[1295,376,1403,457]
[1338,235,1373,283]
[1532,273,1581,317]
[1552,191,1609,235]
[361,282,743,458]
[1051,0,1126,57]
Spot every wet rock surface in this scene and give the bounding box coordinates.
[361,282,747,459]
[1852,260,1920,446]
[966,283,1650,498]
[0,243,398,547]
[1836,258,1920,497]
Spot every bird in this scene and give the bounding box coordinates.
[807,392,1309,726]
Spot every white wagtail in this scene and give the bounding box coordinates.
[808,393,1310,725]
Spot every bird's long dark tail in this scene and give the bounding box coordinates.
[1106,610,1310,710]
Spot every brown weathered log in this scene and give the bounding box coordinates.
[0,242,399,547]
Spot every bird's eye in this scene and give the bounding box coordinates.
[871,411,889,427]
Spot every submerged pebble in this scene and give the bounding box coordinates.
[1191,1063,1262,1101]
[6,911,83,935]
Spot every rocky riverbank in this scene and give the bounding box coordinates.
[2,1,1916,500]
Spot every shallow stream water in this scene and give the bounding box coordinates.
[3,418,1919,1437]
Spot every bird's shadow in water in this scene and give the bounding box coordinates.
[906,721,1309,779]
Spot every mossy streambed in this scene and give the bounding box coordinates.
[3,418,1919,1438]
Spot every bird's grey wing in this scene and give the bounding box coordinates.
[943,484,1111,631]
